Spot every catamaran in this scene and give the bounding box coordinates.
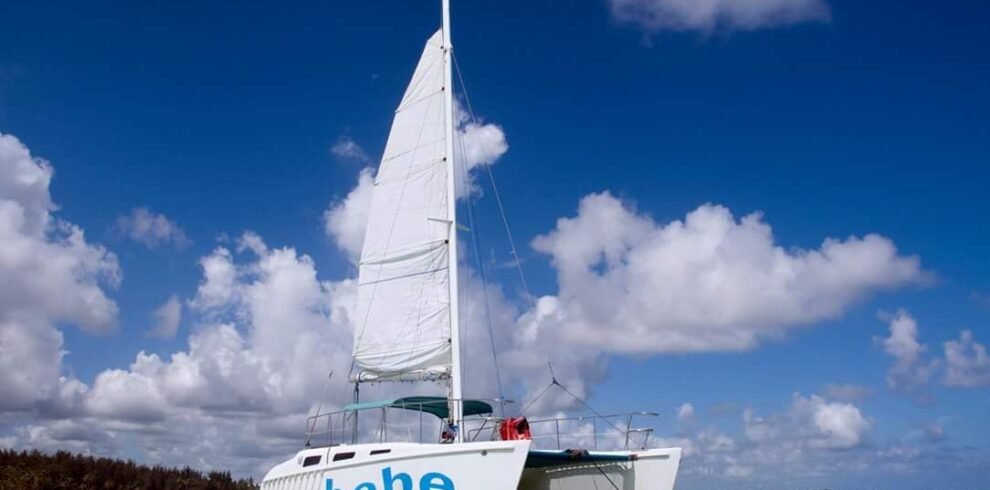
[261,1,681,489]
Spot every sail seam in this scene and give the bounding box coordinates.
[396,89,445,113]
[358,267,450,287]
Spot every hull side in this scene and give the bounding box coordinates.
[263,440,531,490]
[518,447,680,490]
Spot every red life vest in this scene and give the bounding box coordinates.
[499,417,532,440]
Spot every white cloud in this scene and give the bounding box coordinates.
[330,136,372,163]
[188,247,238,312]
[678,402,696,422]
[12,419,118,456]
[608,0,830,33]
[878,310,937,393]
[85,364,170,422]
[943,330,990,388]
[148,295,181,339]
[744,394,871,450]
[0,132,120,412]
[808,396,872,449]
[8,233,363,475]
[0,133,53,234]
[531,193,924,354]
[322,168,373,263]
[458,121,508,169]
[0,319,67,412]
[114,207,189,249]
[659,393,894,485]
[453,101,508,198]
[84,233,366,417]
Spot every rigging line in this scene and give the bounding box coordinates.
[306,371,335,447]
[453,53,535,308]
[455,112,506,413]
[518,381,555,416]
[553,380,624,435]
[590,460,621,490]
[457,56,614,432]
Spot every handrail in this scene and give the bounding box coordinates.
[525,411,659,424]
[304,406,660,450]
[525,411,659,450]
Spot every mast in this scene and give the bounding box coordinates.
[441,0,464,443]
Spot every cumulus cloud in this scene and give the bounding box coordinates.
[943,330,990,388]
[453,101,508,198]
[661,394,873,481]
[608,0,830,33]
[322,168,374,263]
[114,207,189,249]
[11,419,118,456]
[0,233,364,475]
[330,136,371,163]
[0,320,69,412]
[147,295,181,339]
[530,193,924,354]
[0,132,120,412]
[745,394,871,450]
[662,394,982,486]
[878,310,937,393]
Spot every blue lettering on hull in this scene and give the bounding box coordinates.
[326,467,454,490]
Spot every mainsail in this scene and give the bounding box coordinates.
[352,30,454,382]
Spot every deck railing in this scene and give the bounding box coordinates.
[304,402,659,451]
[523,412,659,450]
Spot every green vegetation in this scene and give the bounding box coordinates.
[0,449,259,490]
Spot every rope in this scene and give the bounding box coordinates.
[590,460,621,490]
[518,382,556,417]
[452,54,507,413]
[519,363,624,435]
[452,53,536,309]
[554,380,624,435]
[306,370,335,446]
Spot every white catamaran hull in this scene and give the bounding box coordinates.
[263,442,680,490]
[520,448,681,490]
[263,441,531,490]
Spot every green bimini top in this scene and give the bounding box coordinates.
[344,396,494,419]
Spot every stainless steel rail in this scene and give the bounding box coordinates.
[305,404,659,450]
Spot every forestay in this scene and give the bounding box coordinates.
[352,30,453,382]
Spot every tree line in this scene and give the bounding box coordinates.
[0,449,259,490]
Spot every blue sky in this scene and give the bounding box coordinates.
[1,0,988,487]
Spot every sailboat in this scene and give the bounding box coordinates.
[261,2,681,489]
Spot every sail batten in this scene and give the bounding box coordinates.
[352,29,454,382]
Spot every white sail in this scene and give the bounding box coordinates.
[352,30,453,381]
